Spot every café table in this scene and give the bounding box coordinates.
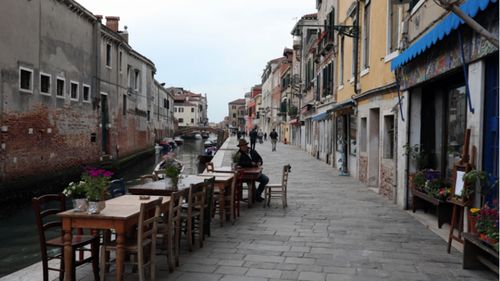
[58,195,169,281]
[128,174,205,196]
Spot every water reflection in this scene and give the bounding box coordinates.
[0,138,205,278]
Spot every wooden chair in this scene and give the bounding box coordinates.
[264,164,291,208]
[140,174,158,184]
[32,193,100,281]
[180,184,205,251]
[233,171,245,218]
[100,198,162,281]
[157,191,183,272]
[213,171,240,225]
[202,177,215,238]
[108,178,126,198]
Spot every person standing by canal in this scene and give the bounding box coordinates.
[235,139,269,202]
[249,127,258,150]
[270,129,278,151]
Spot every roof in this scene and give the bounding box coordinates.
[229,98,246,104]
[391,0,497,71]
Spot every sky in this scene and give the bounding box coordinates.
[76,0,315,123]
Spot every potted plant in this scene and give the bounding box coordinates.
[63,181,88,212]
[403,143,428,171]
[82,167,113,214]
[475,204,499,250]
[163,158,182,190]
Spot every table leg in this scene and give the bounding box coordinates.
[63,228,73,281]
[247,181,254,208]
[115,231,126,281]
[219,184,225,227]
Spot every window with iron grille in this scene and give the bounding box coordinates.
[19,67,33,93]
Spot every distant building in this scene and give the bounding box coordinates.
[168,87,208,127]
[228,98,246,131]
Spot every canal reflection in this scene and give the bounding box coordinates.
[0,138,205,278]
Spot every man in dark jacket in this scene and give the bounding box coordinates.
[235,139,269,202]
[249,127,258,150]
[269,129,278,151]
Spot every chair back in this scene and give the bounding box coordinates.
[168,191,183,230]
[282,164,291,187]
[205,162,214,172]
[108,178,126,198]
[137,197,162,248]
[203,177,215,210]
[32,194,66,257]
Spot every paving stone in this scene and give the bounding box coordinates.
[246,268,282,279]
[298,271,326,281]
[215,265,248,275]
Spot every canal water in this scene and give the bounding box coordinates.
[0,138,206,278]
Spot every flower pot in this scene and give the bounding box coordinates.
[479,233,498,246]
[72,198,88,212]
[468,214,478,234]
[87,200,106,214]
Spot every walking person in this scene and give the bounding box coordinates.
[249,127,258,150]
[264,132,267,141]
[235,139,269,202]
[270,129,278,151]
[257,130,263,144]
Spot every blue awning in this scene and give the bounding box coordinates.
[391,0,496,71]
[311,112,329,121]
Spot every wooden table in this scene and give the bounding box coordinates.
[128,175,205,196]
[58,195,169,281]
[197,172,234,226]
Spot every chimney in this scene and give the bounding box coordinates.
[94,15,103,23]
[105,16,120,32]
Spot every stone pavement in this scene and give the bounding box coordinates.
[2,137,496,281]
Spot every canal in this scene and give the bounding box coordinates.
[0,138,207,278]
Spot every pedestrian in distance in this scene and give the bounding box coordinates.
[270,129,278,151]
[264,132,267,141]
[235,139,269,202]
[257,130,263,144]
[249,127,258,150]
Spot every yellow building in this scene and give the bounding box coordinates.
[336,0,402,203]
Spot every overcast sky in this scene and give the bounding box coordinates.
[76,0,315,123]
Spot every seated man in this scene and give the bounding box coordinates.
[235,139,269,202]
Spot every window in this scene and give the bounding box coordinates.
[163,98,168,108]
[40,73,51,95]
[134,70,140,90]
[388,1,400,54]
[446,85,467,174]
[178,118,184,123]
[191,107,194,113]
[119,51,122,72]
[19,67,33,93]
[339,37,344,86]
[383,115,395,159]
[232,105,236,109]
[349,114,357,156]
[147,110,150,121]
[179,107,184,113]
[123,94,127,115]
[351,17,357,79]
[322,63,334,97]
[166,100,170,109]
[360,117,367,152]
[174,107,177,112]
[56,77,65,98]
[191,118,194,123]
[70,81,79,101]
[233,113,236,118]
[106,43,112,67]
[362,1,371,69]
[82,84,91,102]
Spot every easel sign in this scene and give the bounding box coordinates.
[449,128,473,203]
[452,166,469,199]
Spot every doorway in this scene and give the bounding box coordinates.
[368,108,380,187]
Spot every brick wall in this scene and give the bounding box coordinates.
[359,155,368,184]
[1,106,100,181]
[379,160,395,200]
